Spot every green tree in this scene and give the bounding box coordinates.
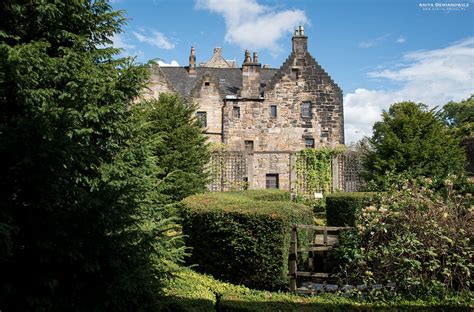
[441,95,474,139]
[135,94,210,203]
[364,102,466,188]
[0,1,182,310]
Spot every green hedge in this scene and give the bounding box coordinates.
[161,268,473,312]
[326,192,377,227]
[180,190,313,290]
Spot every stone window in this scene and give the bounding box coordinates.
[233,106,240,118]
[244,140,254,152]
[270,105,277,118]
[204,81,210,86]
[301,102,311,118]
[266,174,279,189]
[292,68,299,80]
[305,138,315,148]
[196,111,207,127]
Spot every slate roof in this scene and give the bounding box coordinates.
[159,67,278,97]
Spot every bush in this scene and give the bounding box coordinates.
[180,191,313,290]
[326,192,377,226]
[333,177,474,298]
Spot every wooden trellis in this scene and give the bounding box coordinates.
[333,152,366,192]
[208,151,247,192]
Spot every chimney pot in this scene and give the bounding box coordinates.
[299,26,304,36]
[244,50,251,63]
[253,52,259,64]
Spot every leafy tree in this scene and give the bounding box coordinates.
[364,102,466,188]
[0,1,182,310]
[134,93,210,203]
[441,95,474,139]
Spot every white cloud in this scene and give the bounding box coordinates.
[112,33,135,51]
[156,59,180,67]
[396,36,406,44]
[110,33,145,60]
[344,37,474,144]
[196,0,308,53]
[132,30,175,50]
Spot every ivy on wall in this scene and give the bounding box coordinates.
[295,147,345,195]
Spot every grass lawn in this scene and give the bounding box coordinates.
[161,268,473,311]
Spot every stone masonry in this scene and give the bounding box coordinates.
[144,26,344,190]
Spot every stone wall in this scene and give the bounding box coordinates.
[247,152,292,190]
[190,72,223,143]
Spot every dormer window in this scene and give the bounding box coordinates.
[301,102,311,118]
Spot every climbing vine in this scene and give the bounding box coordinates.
[295,147,345,195]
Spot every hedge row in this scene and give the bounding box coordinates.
[161,268,473,312]
[326,192,377,227]
[180,190,313,290]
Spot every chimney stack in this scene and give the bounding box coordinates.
[241,50,261,98]
[292,25,308,55]
[188,46,196,76]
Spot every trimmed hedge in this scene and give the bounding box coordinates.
[180,190,313,290]
[326,192,377,227]
[161,268,474,312]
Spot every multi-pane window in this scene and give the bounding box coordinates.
[301,102,311,118]
[266,174,279,189]
[305,138,315,148]
[233,106,241,118]
[270,105,277,118]
[196,111,207,127]
[244,140,254,153]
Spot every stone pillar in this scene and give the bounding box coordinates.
[188,46,196,76]
[241,50,261,98]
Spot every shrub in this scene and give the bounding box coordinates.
[180,191,313,290]
[333,177,474,298]
[326,192,377,226]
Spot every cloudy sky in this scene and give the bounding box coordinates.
[111,0,474,144]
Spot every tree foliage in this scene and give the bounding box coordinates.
[441,95,474,139]
[134,93,210,203]
[0,1,182,310]
[364,102,466,189]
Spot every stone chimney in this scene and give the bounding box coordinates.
[292,25,307,55]
[188,46,196,76]
[241,50,261,98]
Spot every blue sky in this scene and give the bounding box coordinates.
[111,0,474,144]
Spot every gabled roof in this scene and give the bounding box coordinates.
[159,67,278,97]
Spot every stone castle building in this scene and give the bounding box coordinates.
[145,26,344,190]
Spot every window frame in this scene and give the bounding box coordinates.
[301,102,312,118]
[196,111,207,127]
[244,140,254,153]
[233,106,241,118]
[270,105,277,118]
[266,174,279,189]
[305,138,315,149]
